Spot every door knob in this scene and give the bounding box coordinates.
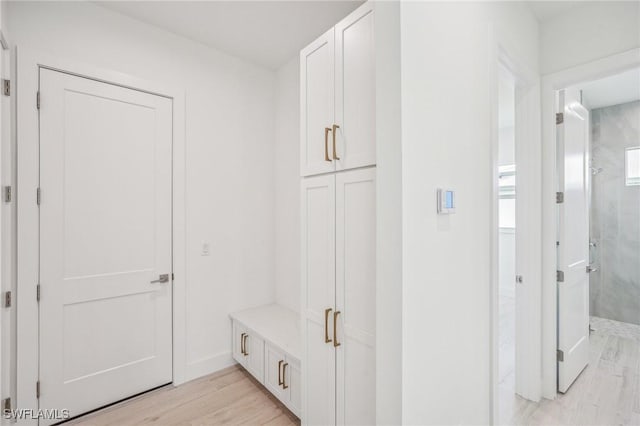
[150,274,169,284]
[586,265,598,273]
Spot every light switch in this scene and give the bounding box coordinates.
[201,242,210,256]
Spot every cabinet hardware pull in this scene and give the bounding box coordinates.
[324,308,333,343]
[242,334,249,356]
[282,362,289,389]
[332,124,340,160]
[240,333,246,355]
[324,128,332,162]
[278,360,284,386]
[333,311,341,347]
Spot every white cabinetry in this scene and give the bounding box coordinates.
[301,168,376,426]
[230,305,301,418]
[300,2,375,177]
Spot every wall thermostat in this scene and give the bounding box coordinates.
[437,189,456,214]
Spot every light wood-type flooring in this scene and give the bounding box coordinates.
[67,365,299,426]
[68,316,640,425]
[500,316,640,425]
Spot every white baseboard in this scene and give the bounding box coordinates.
[181,352,235,384]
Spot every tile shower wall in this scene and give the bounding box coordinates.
[590,100,640,325]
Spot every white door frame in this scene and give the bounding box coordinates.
[489,24,542,423]
[540,48,640,400]
[14,47,187,419]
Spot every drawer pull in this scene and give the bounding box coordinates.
[282,362,289,389]
[278,360,284,386]
[324,308,333,343]
[333,311,341,347]
[240,333,246,355]
[324,128,332,162]
[332,124,340,160]
[242,333,249,356]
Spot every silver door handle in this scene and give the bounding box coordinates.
[150,274,169,284]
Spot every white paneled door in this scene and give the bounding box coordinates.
[557,88,590,393]
[335,168,375,426]
[301,174,336,425]
[39,69,173,422]
[300,28,336,177]
[334,3,375,172]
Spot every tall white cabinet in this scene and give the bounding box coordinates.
[300,3,376,425]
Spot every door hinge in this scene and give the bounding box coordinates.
[556,241,560,247]
[556,192,564,204]
[3,186,11,203]
[36,91,40,110]
[171,273,175,281]
[2,79,9,96]
[36,187,41,205]
[36,381,40,399]
[36,284,41,302]
[556,112,564,124]
[516,275,523,284]
[2,397,11,413]
[557,270,565,282]
[3,291,10,308]
[557,349,564,362]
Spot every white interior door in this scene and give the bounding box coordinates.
[557,88,590,393]
[301,174,336,425]
[300,28,335,177]
[39,68,173,421]
[335,168,375,426]
[334,3,376,172]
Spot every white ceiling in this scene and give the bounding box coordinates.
[581,68,640,110]
[525,1,586,22]
[96,1,364,70]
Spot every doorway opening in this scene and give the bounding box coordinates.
[554,66,640,412]
[496,65,518,425]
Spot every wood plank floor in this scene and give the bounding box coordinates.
[500,317,640,426]
[67,365,299,426]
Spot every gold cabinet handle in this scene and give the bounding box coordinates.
[332,124,340,160]
[242,334,249,356]
[278,360,284,386]
[324,308,333,343]
[333,311,341,347]
[240,333,246,355]
[282,362,289,389]
[324,127,332,162]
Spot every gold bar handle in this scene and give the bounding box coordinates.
[333,311,341,347]
[332,124,340,160]
[282,363,289,389]
[324,308,333,343]
[324,128,332,162]
[278,360,284,386]
[240,333,246,355]
[242,334,249,356]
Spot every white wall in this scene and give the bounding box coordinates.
[274,57,300,313]
[399,2,538,423]
[7,1,276,382]
[540,1,640,75]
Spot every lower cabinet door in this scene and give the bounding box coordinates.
[245,332,265,383]
[284,358,301,416]
[265,343,287,399]
[232,321,248,367]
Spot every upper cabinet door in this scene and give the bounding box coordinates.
[334,3,376,172]
[301,28,336,177]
